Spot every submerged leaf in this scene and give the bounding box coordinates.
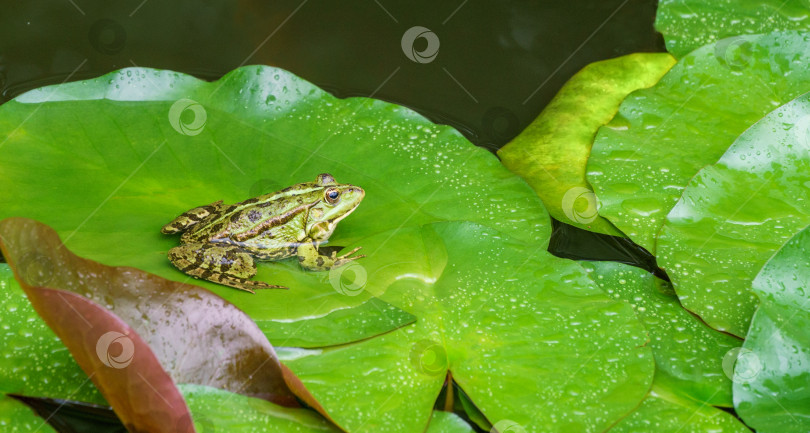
[657,91,810,337]
[587,31,810,252]
[499,52,675,235]
[734,225,810,432]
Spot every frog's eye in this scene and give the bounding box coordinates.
[325,188,341,204]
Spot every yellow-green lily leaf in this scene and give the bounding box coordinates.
[587,31,810,253]
[734,225,810,432]
[499,52,675,236]
[581,261,741,406]
[282,222,653,433]
[0,65,547,348]
[655,0,810,58]
[657,91,810,337]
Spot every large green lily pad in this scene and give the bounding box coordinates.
[657,91,810,337]
[587,31,810,253]
[0,65,547,347]
[581,261,740,406]
[499,52,675,236]
[655,0,810,58]
[734,225,810,432]
[282,222,654,433]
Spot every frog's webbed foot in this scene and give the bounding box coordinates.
[297,243,364,271]
[167,242,287,294]
[212,275,288,294]
[332,246,365,268]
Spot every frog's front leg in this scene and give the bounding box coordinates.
[161,200,224,234]
[168,242,286,293]
[296,242,365,271]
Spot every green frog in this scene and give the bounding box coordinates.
[161,173,365,293]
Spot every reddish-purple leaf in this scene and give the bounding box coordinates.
[0,217,340,429]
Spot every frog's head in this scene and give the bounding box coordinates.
[305,173,365,241]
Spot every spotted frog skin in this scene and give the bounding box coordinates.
[161,173,365,293]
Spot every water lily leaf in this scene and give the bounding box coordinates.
[179,384,339,433]
[655,0,810,58]
[609,380,751,433]
[425,411,475,433]
[734,225,810,432]
[282,221,654,433]
[499,53,675,236]
[182,383,476,433]
[0,65,547,347]
[0,396,57,433]
[587,31,810,252]
[0,217,324,430]
[7,394,127,433]
[657,91,810,337]
[0,265,104,405]
[0,262,106,432]
[581,261,741,406]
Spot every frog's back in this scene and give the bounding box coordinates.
[180,186,321,247]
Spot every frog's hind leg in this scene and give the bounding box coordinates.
[167,242,287,293]
[161,200,224,234]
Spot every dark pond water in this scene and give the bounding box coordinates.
[0,0,667,273]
